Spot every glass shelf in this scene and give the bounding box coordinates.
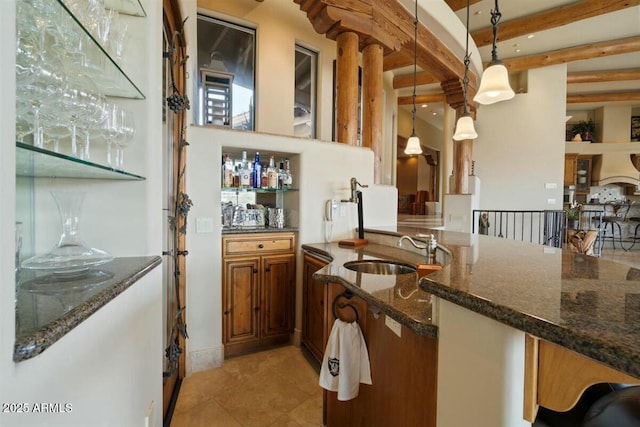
[51,0,145,98]
[103,0,146,17]
[16,142,145,181]
[221,187,299,193]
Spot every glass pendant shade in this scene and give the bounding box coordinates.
[473,60,514,105]
[405,134,422,155]
[452,114,478,141]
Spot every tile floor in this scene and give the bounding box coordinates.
[170,345,323,427]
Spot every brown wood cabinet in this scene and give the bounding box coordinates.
[222,233,296,357]
[322,282,438,427]
[564,153,577,187]
[301,253,330,363]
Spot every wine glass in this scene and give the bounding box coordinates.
[102,102,123,167]
[115,107,135,169]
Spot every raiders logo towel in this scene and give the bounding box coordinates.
[319,319,372,401]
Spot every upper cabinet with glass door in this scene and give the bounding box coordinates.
[16,0,145,180]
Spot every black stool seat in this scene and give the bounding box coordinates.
[582,385,640,427]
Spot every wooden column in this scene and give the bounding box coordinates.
[335,32,359,145]
[362,43,383,182]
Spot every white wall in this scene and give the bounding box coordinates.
[194,0,397,185]
[473,65,567,211]
[185,125,390,373]
[1,1,164,426]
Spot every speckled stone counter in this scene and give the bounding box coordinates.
[307,227,640,378]
[302,241,438,338]
[14,256,162,362]
[389,226,640,379]
[222,227,298,235]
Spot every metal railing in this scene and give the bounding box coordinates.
[472,210,566,248]
[472,209,606,255]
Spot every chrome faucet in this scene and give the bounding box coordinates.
[341,177,369,239]
[397,234,438,264]
[343,177,368,203]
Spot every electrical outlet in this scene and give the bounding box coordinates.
[385,316,402,338]
[196,217,214,233]
[545,183,557,189]
[547,198,556,205]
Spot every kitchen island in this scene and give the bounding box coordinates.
[306,227,640,427]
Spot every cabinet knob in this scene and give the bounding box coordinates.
[265,267,271,272]
[253,268,258,274]
[258,244,264,249]
[223,310,229,315]
[254,307,260,312]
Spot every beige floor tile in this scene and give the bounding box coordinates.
[171,397,242,427]
[268,414,304,426]
[287,393,324,427]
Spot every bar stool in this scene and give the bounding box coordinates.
[627,216,640,250]
[600,202,631,251]
[582,385,640,427]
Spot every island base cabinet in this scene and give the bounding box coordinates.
[324,283,437,427]
[222,234,296,357]
[301,253,329,363]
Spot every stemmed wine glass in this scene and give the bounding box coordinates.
[115,107,135,169]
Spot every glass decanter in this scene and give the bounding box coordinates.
[21,191,113,277]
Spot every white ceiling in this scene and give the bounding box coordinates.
[401,0,640,128]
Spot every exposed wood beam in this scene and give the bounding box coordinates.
[472,0,640,47]
[443,0,483,12]
[383,51,413,71]
[503,36,640,73]
[397,94,446,105]
[567,68,640,83]
[393,71,440,89]
[567,91,640,103]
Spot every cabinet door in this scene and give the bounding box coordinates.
[222,257,260,345]
[262,254,295,338]
[302,254,329,363]
[564,154,577,187]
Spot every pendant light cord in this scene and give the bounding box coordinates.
[490,0,502,62]
[462,0,471,115]
[411,0,418,136]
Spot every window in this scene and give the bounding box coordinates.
[197,15,255,130]
[294,45,317,138]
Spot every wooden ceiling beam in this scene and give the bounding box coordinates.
[383,51,413,71]
[472,0,640,47]
[393,71,440,89]
[503,36,640,72]
[398,94,446,105]
[443,0,483,12]
[567,68,640,83]
[567,91,640,103]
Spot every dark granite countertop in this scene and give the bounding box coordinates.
[222,227,298,235]
[307,227,640,378]
[302,241,439,338]
[14,256,162,362]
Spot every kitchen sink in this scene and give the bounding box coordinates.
[343,260,416,275]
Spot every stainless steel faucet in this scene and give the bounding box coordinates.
[397,234,438,264]
[344,177,368,203]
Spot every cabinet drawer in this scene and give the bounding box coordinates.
[223,233,296,256]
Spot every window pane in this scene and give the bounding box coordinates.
[197,15,255,130]
[294,45,316,138]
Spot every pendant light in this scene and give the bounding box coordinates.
[473,0,514,105]
[453,0,478,141]
[404,0,422,155]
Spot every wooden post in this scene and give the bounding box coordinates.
[362,43,383,182]
[336,32,359,145]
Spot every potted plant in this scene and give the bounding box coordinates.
[570,119,595,142]
[565,201,581,229]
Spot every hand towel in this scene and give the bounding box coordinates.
[319,319,372,401]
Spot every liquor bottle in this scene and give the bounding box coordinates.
[261,167,268,189]
[278,162,285,190]
[267,155,278,189]
[240,151,251,188]
[252,152,262,188]
[283,158,293,189]
[222,153,234,188]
